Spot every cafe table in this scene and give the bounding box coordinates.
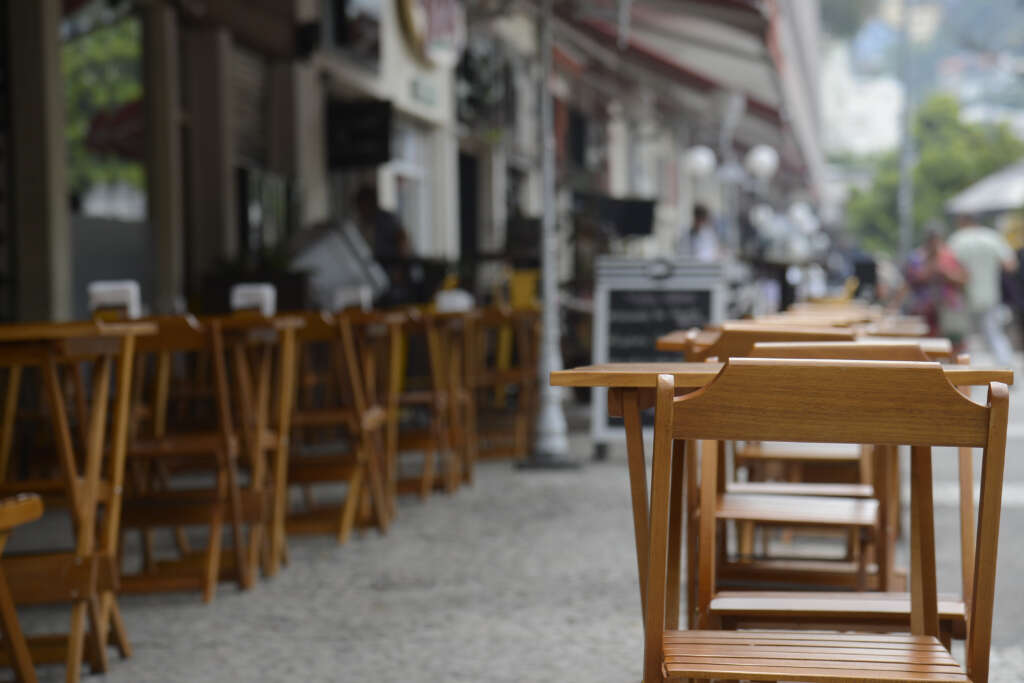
[0,320,154,681]
[656,329,955,359]
[549,360,1014,619]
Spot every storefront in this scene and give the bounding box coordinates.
[300,0,464,261]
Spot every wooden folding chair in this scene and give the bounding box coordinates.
[643,358,1009,682]
[121,316,250,602]
[0,494,43,683]
[395,311,471,495]
[0,322,147,682]
[703,342,979,642]
[287,311,390,543]
[470,307,539,461]
[221,312,302,579]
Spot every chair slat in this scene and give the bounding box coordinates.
[672,359,989,447]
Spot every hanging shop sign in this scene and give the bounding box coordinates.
[397,0,465,67]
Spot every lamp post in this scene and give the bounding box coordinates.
[522,0,578,469]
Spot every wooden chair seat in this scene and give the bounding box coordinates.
[735,441,863,462]
[661,630,967,682]
[717,493,878,528]
[727,481,874,497]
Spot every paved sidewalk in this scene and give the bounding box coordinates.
[14,426,1024,681]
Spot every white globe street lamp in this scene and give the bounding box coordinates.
[684,145,717,178]
[744,144,779,182]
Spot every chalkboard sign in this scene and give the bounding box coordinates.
[326,98,392,169]
[590,258,725,454]
[608,290,711,363]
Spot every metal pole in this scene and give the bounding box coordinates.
[522,0,577,468]
[898,0,914,259]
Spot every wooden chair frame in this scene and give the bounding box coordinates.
[287,311,391,543]
[0,322,146,682]
[395,311,470,495]
[469,307,539,461]
[643,358,1008,683]
[122,317,249,602]
[694,342,980,641]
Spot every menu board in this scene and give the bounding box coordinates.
[607,290,711,363]
[590,258,724,453]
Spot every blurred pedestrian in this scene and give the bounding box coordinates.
[904,228,967,350]
[354,185,411,260]
[688,204,719,262]
[948,214,1018,366]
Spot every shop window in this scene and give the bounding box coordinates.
[60,4,145,221]
[391,121,432,256]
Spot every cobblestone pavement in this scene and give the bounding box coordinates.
[11,351,1024,681]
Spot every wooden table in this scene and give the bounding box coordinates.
[550,361,1014,619]
[0,320,154,681]
[656,330,954,359]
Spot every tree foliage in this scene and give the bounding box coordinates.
[845,94,1024,254]
[61,16,144,197]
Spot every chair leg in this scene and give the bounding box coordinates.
[203,508,224,603]
[665,440,685,629]
[338,468,364,545]
[66,601,88,683]
[105,598,131,659]
[85,596,109,674]
[364,443,389,534]
[0,567,36,683]
[247,520,265,586]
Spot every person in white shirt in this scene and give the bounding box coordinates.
[947,214,1018,367]
[689,204,719,262]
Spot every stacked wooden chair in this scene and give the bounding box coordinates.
[643,358,1009,682]
[470,306,540,461]
[697,342,978,644]
[122,313,300,599]
[121,315,250,602]
[287,311,391,543]
[394,310,475,494]
[0,321,147,682]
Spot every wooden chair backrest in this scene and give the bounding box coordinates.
[673,359,987,445]
[751,340,930,362]
[643,358,1009,683]
[752,341,979,603]
[689,323,856,362]
[131,315,235,442]
[342,310,407,411]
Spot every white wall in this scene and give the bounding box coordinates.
[298,0,460,258]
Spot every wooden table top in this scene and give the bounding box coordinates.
[655,329,953,358]
[551,362,1014,388]
[0,320,157,343]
